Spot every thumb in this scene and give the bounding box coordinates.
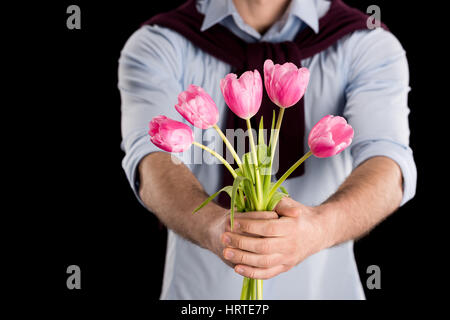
[274,196,303,218]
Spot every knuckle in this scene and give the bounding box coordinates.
[286,207,300,216]
[248,269,257,279]
[259,255,272,267]
[238,221,249,232]
[244,222,255,234]
[257,239,271,253]
[263,211,278,219]
[236,237,246,249]
[238,252,247,264]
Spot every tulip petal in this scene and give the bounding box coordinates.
[175,84,219,129]
[308,115,354,158]
[263,59,310,108]
[221,70,262,119]
[148,116,194,153]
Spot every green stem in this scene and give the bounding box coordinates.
[264,108,285,195]
[268,150,313,199]
[270,108,285,164]
[240,277,250,300]
[256,279,263,300]
[249,278,255,300]
[192,141,237,178]
[246,119,263,210]
[212,124,243,171]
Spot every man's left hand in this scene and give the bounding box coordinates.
[221,197,332,280]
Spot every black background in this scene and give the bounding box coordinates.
[15,0,446,308]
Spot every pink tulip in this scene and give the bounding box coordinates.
[175,85,219,129]
[263,59,310,108]
[148,115,194,153]
[308,115,354,158]
[220,70,262,119]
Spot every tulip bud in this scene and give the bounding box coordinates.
[308,115,354,158]
[263,59,310,108]
[148,115,194,153]
[220,70,262,119]
[175,85,219,129]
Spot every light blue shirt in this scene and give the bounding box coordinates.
[119,0,417,299]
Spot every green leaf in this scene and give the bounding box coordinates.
[257,144,271,180]
[235,167,244,177]
[269,182,289,195]
[279,185,288,195]
[235,189,245,211]
[258,116,264,146]
[192,186,233,214]
[230,176,250,231]
[263,174,272,194]
[266,191,288,211]
[243,178,257,210]
[242,152,255,184]
[257,144,270,166]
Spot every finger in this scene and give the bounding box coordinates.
[274,197,301,218]
[234,264,287,280]
[225,211,279,233]
[222,232,281,254]
[234,218,293,237]
[234,211,279,220]
[223,247,283,268]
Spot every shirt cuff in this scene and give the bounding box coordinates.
[121,132,160,208]
[351,139,417,206]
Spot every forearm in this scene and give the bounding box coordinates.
[138,152,228,251]
[319,156,403,247]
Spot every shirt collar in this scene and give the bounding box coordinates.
[288,0,319,33]
[200,0,234,32]
[199,0,320,34]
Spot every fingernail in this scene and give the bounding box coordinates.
[236,267,244,274]
[223,235,231,244]
[224,250,234,259]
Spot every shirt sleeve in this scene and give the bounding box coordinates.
[343,28,417,206]
[118,25,186,206]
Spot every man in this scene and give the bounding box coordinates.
[119,0,416,299]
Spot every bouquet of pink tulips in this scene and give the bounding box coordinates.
[148,59,354,300]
